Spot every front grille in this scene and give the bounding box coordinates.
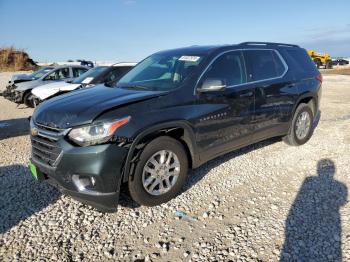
[31,125,63,167]
[36,122,63,132]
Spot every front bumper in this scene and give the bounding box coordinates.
[31,133,129,212]
[2,84,23,103]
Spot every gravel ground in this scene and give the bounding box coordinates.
[0,72,349,261]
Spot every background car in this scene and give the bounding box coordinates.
[79,60,94,68]
[3,65,88,107]
[31,63,136,105]
[7,67,54,85]
[332,58,349,66]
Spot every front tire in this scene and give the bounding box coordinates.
[23,91,34,108]
[283,103,314,146]
[128,136,188,206]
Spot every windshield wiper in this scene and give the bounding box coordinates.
[120,85,150,91]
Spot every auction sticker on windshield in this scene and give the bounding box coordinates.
[82,77,94,84]
[179,56,201,62]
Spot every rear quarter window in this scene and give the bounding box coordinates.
[284,48,318,78]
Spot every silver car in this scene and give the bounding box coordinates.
[3,65,88,107]
[8,67,54,85]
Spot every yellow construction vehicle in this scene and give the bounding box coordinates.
[307,50,333,69]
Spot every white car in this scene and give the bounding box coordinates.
[3,65,88,107]
[31,63,136,106]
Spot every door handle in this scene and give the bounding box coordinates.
[240,91,253,98]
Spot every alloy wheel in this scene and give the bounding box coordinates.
[142,150,180,196]
[295,111,311,140]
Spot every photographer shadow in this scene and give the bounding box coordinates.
[0,164,60,234]
[281,159,347,261]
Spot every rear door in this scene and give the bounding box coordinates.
[243,49,294,141]
[195,50,255,161]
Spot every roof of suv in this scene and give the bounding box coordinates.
[156,42,301,56]
[111,62,137,67]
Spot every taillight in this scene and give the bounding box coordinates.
[315,74,323,83]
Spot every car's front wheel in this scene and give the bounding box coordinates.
[284,103,314,146]
[23,91,35,108]
[128,136,188,206]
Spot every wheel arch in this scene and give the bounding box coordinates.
[122,121,197,183]
[22,88,33,103]
[293,94,317,117]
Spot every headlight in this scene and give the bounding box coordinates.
[68,116,130,146]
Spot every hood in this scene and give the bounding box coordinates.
[32,82,81,100]
[10,74,32,84]
[15,79,42,91]
[11,74,31,81]
[32,85,166,129]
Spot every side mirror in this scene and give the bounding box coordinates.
[197,78,226,93]
[65,79,73,83]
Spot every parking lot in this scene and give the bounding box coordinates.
[0,72,350,261]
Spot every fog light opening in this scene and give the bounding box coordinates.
[72,175,96,191]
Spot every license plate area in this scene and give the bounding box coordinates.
[28,160,45,181]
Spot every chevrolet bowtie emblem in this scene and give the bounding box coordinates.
[30,127,38,136]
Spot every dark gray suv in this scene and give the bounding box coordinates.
[29,42,322,212]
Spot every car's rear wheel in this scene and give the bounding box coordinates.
[23,91,34,108]
[313,59,321,69]
[128,136,188,206]
[283,103,314,146]
[325,60,333,69]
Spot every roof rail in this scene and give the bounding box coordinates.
[111,62,138,66]
[239,42,299,48]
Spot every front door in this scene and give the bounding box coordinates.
[194,50,255,162]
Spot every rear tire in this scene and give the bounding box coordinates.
[325,60,333,69]
[23,91,34,108]
[128,136,188,206]
[313,59,321,69]
[283,103,314,146]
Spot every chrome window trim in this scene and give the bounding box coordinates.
[195,48,289,93]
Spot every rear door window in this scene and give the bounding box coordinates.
[244,50,287,82]
[104,69,120,83]
[201,51,247,87]
[118,66,133,75]
[104,67,133,83]
[73,67,88,78]
[44,68,70,80]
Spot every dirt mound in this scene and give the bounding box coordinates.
[0,47,38,71]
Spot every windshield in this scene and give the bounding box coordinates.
[118,53,204,91]
[72,66,108,84]
[30,67,54,80]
